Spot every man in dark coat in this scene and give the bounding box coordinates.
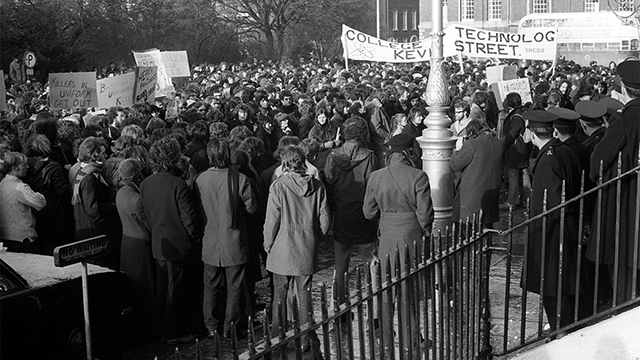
[450,119,505,228]
[324,116,379,315]
[588,59,640,305]
[500,93,532,208]
[521,110,582,331]
[140,137,199,345]
[185,121,210,174]
[363,132,434,352]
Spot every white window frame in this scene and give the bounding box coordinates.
[584,0,599,12]
[532,0,548,13]
[393,9,399,31]
[412,10,418,30]
[403,9,408,31]
[489,0,501,20]
[461,0,475,21]
[618,0,633,11]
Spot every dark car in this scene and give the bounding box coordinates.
[0,251,132,360]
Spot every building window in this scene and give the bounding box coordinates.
[619,0,633,10]
[461,0,475,20]
[412,10,418,30]
[393,9,398,31]
[585,0,599,12]
[403,9,408,31]
[489,0,501,20]
[532,0,548,13]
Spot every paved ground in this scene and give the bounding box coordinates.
[109,195,539,360]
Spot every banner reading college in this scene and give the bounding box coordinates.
[341,25,432,63]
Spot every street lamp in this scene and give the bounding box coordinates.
[416,0,456,233]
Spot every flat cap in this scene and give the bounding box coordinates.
[575,100,607,123]
[523,110,559,129]
[617,59,640,90]
[386,133,416,152]
[547,107,580,128]
[598,97,624,116]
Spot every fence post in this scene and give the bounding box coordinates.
[478,221,493,359]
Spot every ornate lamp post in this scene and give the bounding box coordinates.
[416,0,456,233]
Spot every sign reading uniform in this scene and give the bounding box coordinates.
[49,72,98,110]
[96,72,136,108]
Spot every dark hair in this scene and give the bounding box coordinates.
[280,145,306,174]
[531,126,554,139]
[273,136,301,161]
[238,137,265,165]
[465,119,486,138]
[148,137,181,173]
[77,137,108,163]
[207,138,231,169]
[472,91,487,107]
[187,120,210,143]
[343,116,370,143]
[24,134,51,157]
[34,119,58,143]
[209,121,229,140]
[454,99,470,114]
[503,93,522,109]
[300,138,320,160]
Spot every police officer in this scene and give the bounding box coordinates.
[576,101,608,156]
[548,107,588,175]
[597,97,624,126]
[588,59,640,305]
[520,110,582,331]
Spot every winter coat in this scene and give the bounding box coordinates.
[73,168,118,241]
[450,132,505,225]
[185,141,209,175]
[140,171,198,261]
[502,107,531,169]
[363,153,434,273]
[522,138,582,296]
[588,98,640,268]
[23,158,68,233]
[324,140,378,245]
[194,167,257,267]
[308,120,340,171]
[263,172,330,276]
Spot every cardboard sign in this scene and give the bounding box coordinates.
[486,65,518,84]
[49,72,98,110]
[341,24,432,63]
[134,66,157,104]
[443,25,557,60]
[132,49,175,98]
[491,78,533,110]
[54,235,111,267]
[96,72,135,109]
[161,51,190,78]
[0,70,6,111]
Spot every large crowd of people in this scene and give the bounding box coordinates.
[1,54,639,352]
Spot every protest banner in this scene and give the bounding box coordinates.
[443,24,557,61]
[49,72,98,110]
[341,24,556,63]
[486,65,518,84]
[341,25,432,63]
[491,78,533,110]
[0,70,6,111]
[161,51,190,78]
[132,49,175,98]
[134,66,157,104]
[96,72,135,108]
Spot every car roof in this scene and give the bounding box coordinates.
[0,252,113,289]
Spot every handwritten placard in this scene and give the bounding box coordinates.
[0,70,6,111]
[486,65,518,84]
[491,78,533,110]
[49,72,98,110]
[96,72,135,108]
[161,51,190,78]
[132,49,175,98]
[134,66,157,104]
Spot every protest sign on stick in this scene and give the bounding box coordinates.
[491,78,533,110]
[132,49,175,98]
[134,66,157,104]
[486,65,518,84]
[161,51,190,78]
[96,72,136,108]
[49,72,98,110]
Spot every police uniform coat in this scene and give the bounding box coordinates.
[588,98,640,268]
[522,138,582,296]
[363,153,434,274]
[450,132,505,225]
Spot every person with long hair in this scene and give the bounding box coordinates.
[308,106,341,171]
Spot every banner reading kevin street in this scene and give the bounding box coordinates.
[341,24,556,63]
[443,24,556,60]
[341,25,432,63]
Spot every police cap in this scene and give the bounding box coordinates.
[597,97,624,116]
[617,59,640,90]
[575,100,607,123]
[523,110,559,129]
[386,133,416,152]
[547,107,580,128]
